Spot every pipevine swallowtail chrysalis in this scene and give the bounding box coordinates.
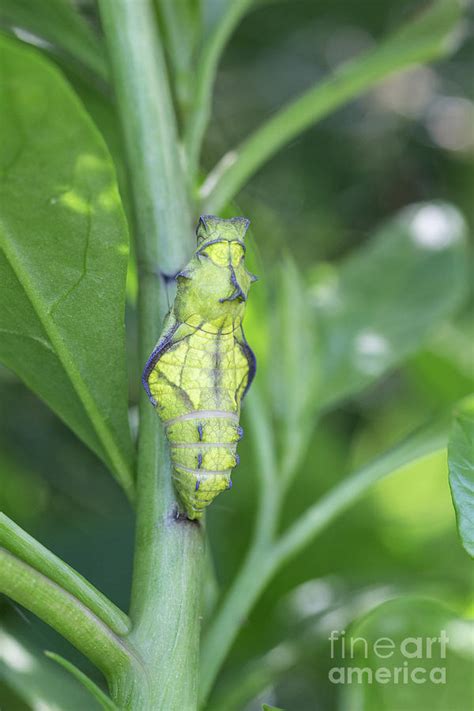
[143,215,257,519]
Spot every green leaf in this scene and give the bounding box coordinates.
[270,257,317,430]
[0,0,108,80]
[0,35,135,497]
[46,652,118,711]
[0,629,101,710]
[448,395,474,557]
[340,597,474,711]
[312,202,468,410]
[262,705,285,711]
[267,257,318,484]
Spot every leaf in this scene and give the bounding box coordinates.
[312,202,468,410]
[270,257,317,429]
[448,395,474,557]
[267,257,319,481]
[340,597,474,711]
[0,35,135,496]
[262,705,285,711]
[46,652,118,711]
[0,0,108,80]
[0,629,101,710]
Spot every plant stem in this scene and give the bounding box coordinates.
[184,0,253,182]
[0,514,130,636]
[199,424,448,704]
[156,0,198,123]
[273,430,448,568]
[199,542,275,707]
[0,548,135,681]
[200,0,463,214]
[99,1,204,708]
[99,0,192,277]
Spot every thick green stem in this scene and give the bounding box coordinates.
[99,0,192,277]
[0,548,135,682]
[99,1,204,708]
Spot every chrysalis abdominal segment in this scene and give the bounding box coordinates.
[142,215,256,520]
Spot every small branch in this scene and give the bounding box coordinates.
[0,548,135,681]
[199,543,275,707]
[199,421,448,704]
[199,390,280,706]
[200,0,464,213]
[156,0,199,122]
[0,513,130,636]
[184,0,253,181]
[273,424,449,568]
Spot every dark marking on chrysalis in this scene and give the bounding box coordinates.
[142,215,256,521]
[172,507,201,526]
[219,265,247,303]
[142,320,181,406]
[176,267,193,280]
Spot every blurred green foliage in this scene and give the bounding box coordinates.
[0,1,472,710]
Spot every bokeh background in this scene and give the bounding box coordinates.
[1,1,473,709]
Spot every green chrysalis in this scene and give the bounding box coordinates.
[143,215,257,519]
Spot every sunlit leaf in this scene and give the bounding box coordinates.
[448,395,474,557]
[311,202,468,409]
[0,36,134,496]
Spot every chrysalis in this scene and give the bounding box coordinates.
[143,215,257,520]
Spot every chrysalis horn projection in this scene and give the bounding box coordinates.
[142,215,257,520]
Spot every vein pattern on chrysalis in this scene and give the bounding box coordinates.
[143,215,257,519]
